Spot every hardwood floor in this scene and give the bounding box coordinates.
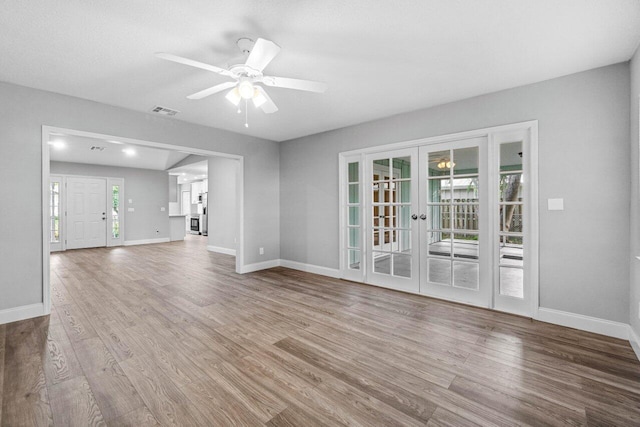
[2,235,640,426]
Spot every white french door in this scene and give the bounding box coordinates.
[342,127,535,317]
[66,177,107,249]
[365,148,420,292]
[419,137,491,307]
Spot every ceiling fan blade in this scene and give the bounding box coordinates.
[254,86,278,114]
[155,52,234,77]
[261,76,328,93]
[245,38,281,72]
[187,81,238,100]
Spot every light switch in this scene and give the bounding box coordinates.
[127,207,134,212]
[548,198,564,211]
[128,199,133,204]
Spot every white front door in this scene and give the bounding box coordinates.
[66,177,107,249]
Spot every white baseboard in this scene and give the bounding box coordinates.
[629,326,640,361]
[0,303,46,325]
[239,259,281,274]
[124,237,170,246]
[207,245,236,256]
[536,307,629,340]
[280,259,340,278]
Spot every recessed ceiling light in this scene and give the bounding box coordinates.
[122,148,136,156]
[48,140,66,150]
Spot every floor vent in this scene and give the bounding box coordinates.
[150,105,180,116]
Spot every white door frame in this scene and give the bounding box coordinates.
[338,120,539,318]
[42,125,245,316]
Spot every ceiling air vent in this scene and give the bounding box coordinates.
[151,105,180,116]
[90,146,106,151]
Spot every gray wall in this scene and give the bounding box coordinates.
[50,161,170,242]
[0,81,279,311]
[630,48,640,335]
[280,63,631,323]
[207,157,238,252]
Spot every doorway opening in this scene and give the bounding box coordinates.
[42,126,244,314]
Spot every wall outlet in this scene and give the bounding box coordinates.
[160,207,165,212]
[128,199,133,204]
[127,207,134,212]
[259,247,264,255]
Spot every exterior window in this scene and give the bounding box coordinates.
[50,181,60,243]
[112,185,120,239]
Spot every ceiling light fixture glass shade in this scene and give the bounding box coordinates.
[238,79,254,99]
[225,87,241,106]
[437,160,455,169]
[252,88,267,108]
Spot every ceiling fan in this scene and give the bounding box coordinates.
[156,38,328,116]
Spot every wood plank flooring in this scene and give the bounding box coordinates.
[2,235,640,426]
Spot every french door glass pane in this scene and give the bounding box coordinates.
[348,162,359,182]
[393,254,411,278]
[348,250,361,270]
[452,176,479,199]
[500,204,522,233]
[428,232,451,256]
[373,253,391,274]
[453,261,479,290]
[428,258,451,285]
[499,242,523,267]
[428,177,450,201]
[428,150,451,177]
[499,173,523,201]
[427,204,449,230]
[349,184,359,203]
[453,233,479,259]
[452,203,479,231]
[500,142,523,171]
[500,266,524,298]
[348,227,360,248]
[373,158,390,179]
[348,207,359,226]
[453,147,479,175]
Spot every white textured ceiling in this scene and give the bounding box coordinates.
[2,1,640,141]
[49,134,190,170]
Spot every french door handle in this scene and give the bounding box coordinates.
[411,214,418,220]
[420,214,427,220]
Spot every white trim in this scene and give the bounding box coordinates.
[239,259,281,274]
[42,129,51,316]
[629,325,640,361]
[280,260,341,278]
[0,303,46,325]
[124,238,171,246]
[207,245,236,256]
[340,120,539,156]
[535,307,629,340]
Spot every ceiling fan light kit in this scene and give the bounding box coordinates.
[156,37,328,127]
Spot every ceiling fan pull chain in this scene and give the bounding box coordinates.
[245,99,249,128]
